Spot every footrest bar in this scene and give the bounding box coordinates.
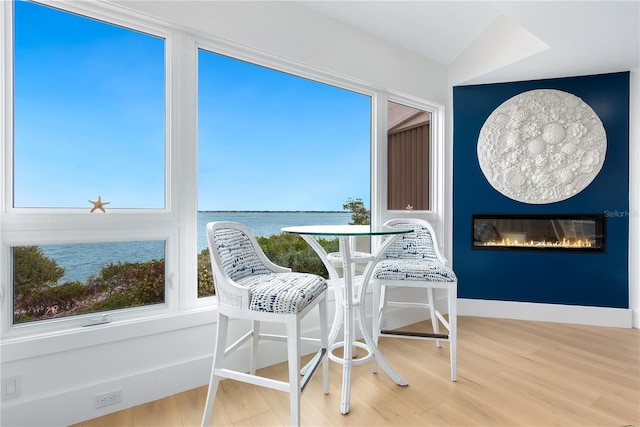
[300,348,326,392]
[380,330,449,340]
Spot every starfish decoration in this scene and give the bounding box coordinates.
[89,195,110,213]
[406,204,414,212]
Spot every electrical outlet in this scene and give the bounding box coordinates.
[1,376,21,400]
[95,388,122,408]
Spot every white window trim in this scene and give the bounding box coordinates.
[1,0,188,340]
[0,0,446,356]
[5,0,177,218]
[375,93,445,226]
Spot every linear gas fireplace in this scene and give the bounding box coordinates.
[473,214,606,252]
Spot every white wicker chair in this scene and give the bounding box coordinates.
[201,222,329,427]
[372,218,457,381]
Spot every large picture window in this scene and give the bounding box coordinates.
[5,0,169,329]
[196,49,372,296]
[13,0,165,209]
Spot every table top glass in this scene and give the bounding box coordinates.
[281,224,411,236]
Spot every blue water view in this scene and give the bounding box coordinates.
[41,211,352,283]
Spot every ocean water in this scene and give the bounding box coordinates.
[40,211,352,283]
[196,211,352,253]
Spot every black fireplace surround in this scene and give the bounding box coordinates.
[472,214,606,252]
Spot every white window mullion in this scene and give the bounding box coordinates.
[171,31,201,308]
[370,92,386,227]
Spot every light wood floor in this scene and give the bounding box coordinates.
[73,316,640,426]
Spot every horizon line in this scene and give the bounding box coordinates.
[199,210,349,213]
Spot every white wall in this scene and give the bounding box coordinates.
[117,0,448,104]
[0,2,449,426]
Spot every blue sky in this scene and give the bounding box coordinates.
[14,0,371,211]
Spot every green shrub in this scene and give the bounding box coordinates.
[86,259,165,311]
[258,233,338,278]
[197,248,215,297]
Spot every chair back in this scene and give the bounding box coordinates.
[207,221,286,310]
[208,222,273,282]
[382,218,446,264]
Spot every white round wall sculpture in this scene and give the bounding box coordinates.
[477,89,607,204]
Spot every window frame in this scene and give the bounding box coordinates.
[1,0,186,338]
[191,38,379,303]
[0,0,446,349]
[6,1,176,217]
[375,93,445,225]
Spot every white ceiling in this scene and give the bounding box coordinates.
[301,1,640,84]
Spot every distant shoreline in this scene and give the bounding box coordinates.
[199,210,348,213]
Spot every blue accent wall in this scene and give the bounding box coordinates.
[453,72,630,308]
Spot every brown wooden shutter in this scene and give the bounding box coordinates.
[387,123,430,210]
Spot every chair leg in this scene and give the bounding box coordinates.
[427,287,442,348]
[286,316,301,426]
[319,296,329,395]
[449,283,457,382]
[201,313,229,427]
[250,320,260,375]
[371,281,383,374]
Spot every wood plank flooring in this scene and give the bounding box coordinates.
[73,316,640,426]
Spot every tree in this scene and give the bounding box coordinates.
[343,197,370,225]
[197,248,215,297]
[14,246,65,289]
[14,246,70,322]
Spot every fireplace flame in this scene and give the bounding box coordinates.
[482,237,593,248]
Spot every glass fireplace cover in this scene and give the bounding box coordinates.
[473,214,605,251]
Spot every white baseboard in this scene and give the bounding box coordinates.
[373,292,635,329]
[458,298,634,328]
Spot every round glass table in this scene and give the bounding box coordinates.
[281,224,411,414]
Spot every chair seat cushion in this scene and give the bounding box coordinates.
[238,272,327,314]
[373,259,457,282]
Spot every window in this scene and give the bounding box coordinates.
[13,0,165,209]
[196,49,371,296]
[387,101,432,211]
[3,0,171,331]
[13,241,165,324]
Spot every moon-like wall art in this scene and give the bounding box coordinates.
[477,89,607,204]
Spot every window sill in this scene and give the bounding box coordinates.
[1,306,217,362]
